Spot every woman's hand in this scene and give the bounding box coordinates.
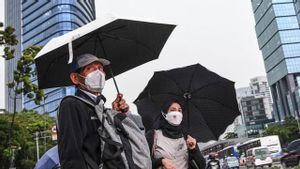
[186,135,197,150]
[162,158,176,169]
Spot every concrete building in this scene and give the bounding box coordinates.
[235,76,274,137]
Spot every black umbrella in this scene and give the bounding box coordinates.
[35,17,176,91]
[134,64,240,142]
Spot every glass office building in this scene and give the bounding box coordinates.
[251,0,300,122]
[5,0,95,115]
[5,0,23,113]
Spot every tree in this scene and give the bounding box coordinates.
[263,116,300,146]
[0,111,56,169]
[0,22,45,167]
[0,22,18,60]
[224,132,238,140]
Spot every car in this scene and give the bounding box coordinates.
[281,139,300,168]
[222,156,240,169]
[245,146,272,168]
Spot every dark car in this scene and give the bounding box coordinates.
[281,139,300,168]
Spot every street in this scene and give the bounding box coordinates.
[239,162,282,169]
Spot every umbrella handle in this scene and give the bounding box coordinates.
[110,68,120,94]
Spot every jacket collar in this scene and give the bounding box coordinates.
[75,89,106,104]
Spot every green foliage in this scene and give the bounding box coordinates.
[1,22,44,106]
[0,111,56,169]
[1,22,47,168]
[13,45,45,105]
[263,116,300,146]
[224,132,237,140]
[0,22,18,60]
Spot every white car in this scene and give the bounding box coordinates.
[245,147,272,168]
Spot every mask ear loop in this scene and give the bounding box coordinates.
[76,73,88,90]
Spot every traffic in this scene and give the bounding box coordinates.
[202,135,300,168]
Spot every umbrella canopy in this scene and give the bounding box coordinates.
[35,145,59,169]
[35,17,176,89]
[134,64,240,142]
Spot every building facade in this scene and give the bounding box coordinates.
[5,0,95,115]
[4,0,23,113]
[251,0,300,122]
[250,76,273,119]
[240,96,273,137]
[235,76,274,137]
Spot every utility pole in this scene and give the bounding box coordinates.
[35,132,40,161]
[296,115,300,134]
[43,95,48,152]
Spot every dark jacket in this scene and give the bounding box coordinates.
[57,90,103,169]
[146,130,206,169]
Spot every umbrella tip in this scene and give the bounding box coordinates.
[183,92,192,100]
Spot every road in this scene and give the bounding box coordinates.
[239,162,282,168]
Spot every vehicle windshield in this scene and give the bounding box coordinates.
[226,157,237,162]
[288,140,300,152]
[254,148,269,159]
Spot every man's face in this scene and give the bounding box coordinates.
[70,61,106,88]
[79,62,105,77]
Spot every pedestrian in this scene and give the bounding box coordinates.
[146,100,206,169]
[57,53,150,169]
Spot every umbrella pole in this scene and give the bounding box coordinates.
[96,35,120,94]
[109,68,120,94]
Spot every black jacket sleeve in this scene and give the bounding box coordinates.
[145,130,164,169]
[188,145,206,169]
[58,98,88,169]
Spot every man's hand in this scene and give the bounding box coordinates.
[112,93,129,113]
[186,135,197,150]
[162,158,176,169]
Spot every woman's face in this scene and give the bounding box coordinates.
[167,102,182,113]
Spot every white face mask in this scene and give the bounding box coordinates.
[163,111,183,126]
[81,70,105,93]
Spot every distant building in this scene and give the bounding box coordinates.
[251,0,300,122]
[250,76,273,119]
[235,76,274,137]
[5,0,96,115]
[240,96,273,137]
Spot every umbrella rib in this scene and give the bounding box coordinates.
[100,32,159,57]
[191,81,229,94]
[187,101,218,140]
[190,101,218,140]
[158,73,185,94]
[146,92,182,98]
[187,65,199,92]
[192,95,239,113]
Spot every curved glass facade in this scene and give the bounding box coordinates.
[22,0,95,116]
[251,0,300,122]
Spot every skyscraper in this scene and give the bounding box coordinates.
[5,0,95,115]
[251,0,300,122]
[5,0,22,113]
